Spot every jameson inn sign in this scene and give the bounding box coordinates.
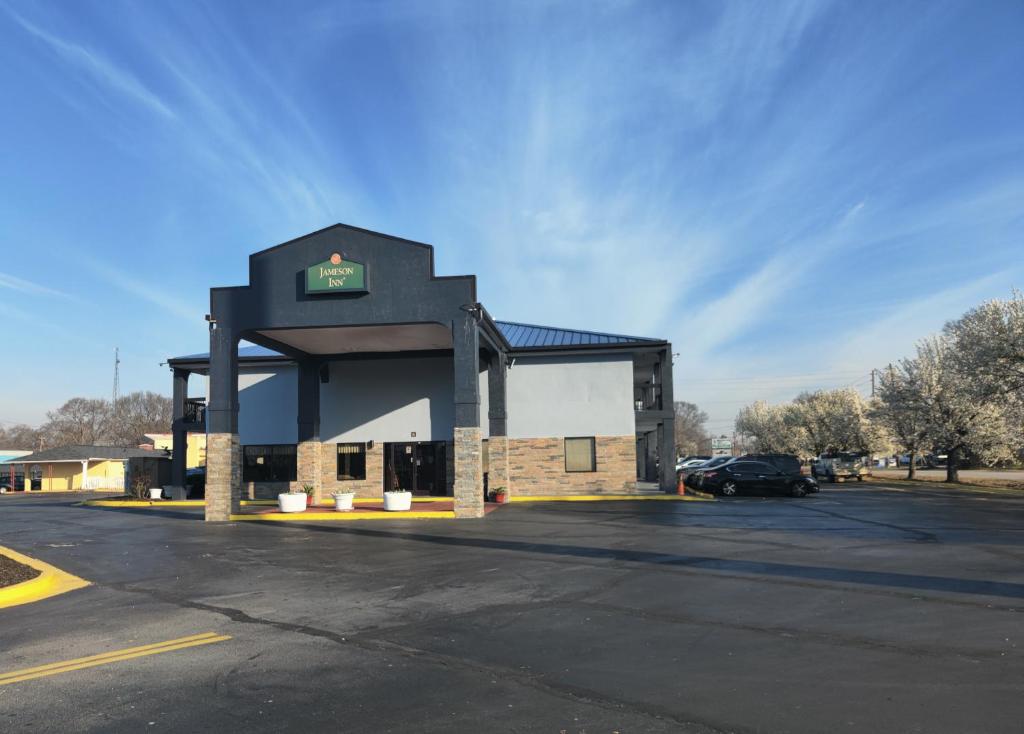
[305,252,367,294]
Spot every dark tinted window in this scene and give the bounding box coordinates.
[336,443,366,481]
[727,462,760,472]
[243,445,297,482]
[746,454,800,474]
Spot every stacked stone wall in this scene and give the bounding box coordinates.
[507,435,637,495]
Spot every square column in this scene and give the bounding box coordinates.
[297,360,323,502]
[453,427,484,517]
[171,368,189,489]
[206,433,240,520]
[657,346,677,492]
[205,320,240,521]
[486,350,510,498]
[453,313,483,518]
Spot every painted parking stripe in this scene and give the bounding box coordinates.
[0,632,231,686]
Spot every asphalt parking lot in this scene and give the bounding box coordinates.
[2,484,1023,733]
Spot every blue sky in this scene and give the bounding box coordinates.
[1,0,1022,435]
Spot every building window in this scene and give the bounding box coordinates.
[336,443,366,481]
[565,437,596,472]
[242,445,297,482]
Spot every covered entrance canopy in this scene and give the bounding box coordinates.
[169,223,676,521]
[172,224,509,521]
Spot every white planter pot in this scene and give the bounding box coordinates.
[333,492,355,511]
[278,493,308,513]
[148,487,163,500]
[383,491,412,512]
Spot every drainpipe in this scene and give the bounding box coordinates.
[81,460,89,491]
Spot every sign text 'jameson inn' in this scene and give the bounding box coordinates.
[305,252,367,294]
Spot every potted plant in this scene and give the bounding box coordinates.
[383,489,412,511]
[332,490,355,511]
[492,487,508,504]
[148,486,164,500]
[277,487,308,513]
[383,466,411,511]
[301,483,315,507]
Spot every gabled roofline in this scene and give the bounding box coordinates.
[210,222,477,303]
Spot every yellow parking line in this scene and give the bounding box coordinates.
[0,632,231,686]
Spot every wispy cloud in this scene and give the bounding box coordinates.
[78,256,204,324]
[0,271,75,299]
[0,0,1019,429]
[4,6,175,119]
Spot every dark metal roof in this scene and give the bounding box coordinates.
[171,344,285,363]
[494,321,661,349]
[169,321,661,364]
[6,446,171,463]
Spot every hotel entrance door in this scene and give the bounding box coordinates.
[383,441,448,496]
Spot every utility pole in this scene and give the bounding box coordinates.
[112,347,120,406]
[870,368,876,397]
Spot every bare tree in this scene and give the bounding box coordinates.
[0,423,43,451]
[673,401,709,457]
[41,398,111,447]
[34,391,172,449]
[107,391,173,446]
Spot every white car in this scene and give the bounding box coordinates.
[675,458,708,473]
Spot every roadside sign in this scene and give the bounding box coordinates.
[711,438,732,456]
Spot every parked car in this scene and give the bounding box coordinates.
[675,456,711,473]
[683,455,735,486]
[736,453,803,475]
[698,460,818,497]
[185,467,206,499]
[812,453,870,482]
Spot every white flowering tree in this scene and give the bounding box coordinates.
[901,335,1019,482]
[788,389,879,456]
[945,290,1024,397]
[872,363,932,479]
[734,400,805,454]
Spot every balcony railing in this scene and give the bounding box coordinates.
[183,398,206,425]
[83,476,125,491]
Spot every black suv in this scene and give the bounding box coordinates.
[736,453,803,475]
[699,459,818,497]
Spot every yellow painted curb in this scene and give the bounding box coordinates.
[508,494,713,502]
[83,496,455,509]
[230,510,457,521]
[0,545,91,610]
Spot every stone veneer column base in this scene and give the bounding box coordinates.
[487,435,510,498]
[297,440,323,503]
[206,433,240,521]
[453,427,484,518]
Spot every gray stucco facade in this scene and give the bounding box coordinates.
[168,223,675,520]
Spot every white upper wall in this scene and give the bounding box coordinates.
[506,354,635,438]
[320,356,456,442]
[230,353,625,445]
[237,366,298,445]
